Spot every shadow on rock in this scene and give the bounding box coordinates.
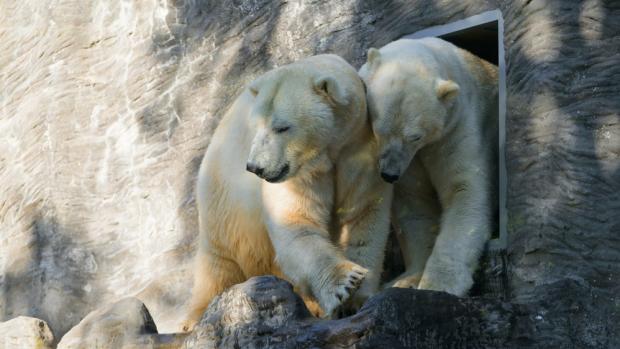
[1,213,103,344]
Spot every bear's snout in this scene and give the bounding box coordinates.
[246,162,264,177]
[380,171,400,183]
[379,149,405,183]
[247,161,290,183]
[263,163,290,183]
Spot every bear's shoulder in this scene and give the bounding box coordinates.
[455,47,497,90]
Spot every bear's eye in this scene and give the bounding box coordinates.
[407,134,422,142]
[274,126,290,134]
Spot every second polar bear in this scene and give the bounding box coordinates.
[184,54,392,329]
[359,38,498,296]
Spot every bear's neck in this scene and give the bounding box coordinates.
[332,122,375,171]
[300,152,334,179]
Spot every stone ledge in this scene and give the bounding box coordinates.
[184,276,619,349]
[20,275,616,348]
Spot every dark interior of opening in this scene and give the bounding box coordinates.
[438,21,498,65]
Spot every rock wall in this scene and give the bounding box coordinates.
[502,0,620,298]
[0,0,618,344]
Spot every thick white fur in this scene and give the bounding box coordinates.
[184,55,391,329]
[359,38,498,296]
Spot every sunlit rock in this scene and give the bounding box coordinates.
[0,316,54,349]
[57,298,156,349]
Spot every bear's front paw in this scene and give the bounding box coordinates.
[392,273,422,289]
[319,261,368,318]
[418,262,472,296]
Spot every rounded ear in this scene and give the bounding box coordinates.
[248,78,261,97]
[314,76,348,105]
[367,47,381,69]
[436,79,460,102]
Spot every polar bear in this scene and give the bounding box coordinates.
[359,37,498,296]
[184,54,392,330]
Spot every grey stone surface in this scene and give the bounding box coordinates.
[502,0,620,299]
[0,316,54,349]
[0,0,618,345]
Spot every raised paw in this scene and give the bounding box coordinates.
[334,263,368,304]
[336,273,380,318]
[319,261,368,318]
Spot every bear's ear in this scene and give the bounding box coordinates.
[248,78,261,97]
[367,48,381,69]
[436,79,460,102]
[314,76,348,106]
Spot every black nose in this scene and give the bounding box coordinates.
[246,163,264,176]
[380,172,400,183]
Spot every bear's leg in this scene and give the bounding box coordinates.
[182,249,245,331]
[418,181,489,296]
[386,208,439,288]
[339,185,393,314]
[268,224,368,318]
[263,181,369,318]
[387,158,441,289]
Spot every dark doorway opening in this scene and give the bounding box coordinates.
[439,20,498,65]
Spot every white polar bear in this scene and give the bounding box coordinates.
[359,37,498,296]
[184,54,392,330]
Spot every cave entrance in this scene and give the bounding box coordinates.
[399,10,508,297]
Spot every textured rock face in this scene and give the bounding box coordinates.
[0,0,618,344]
[502,0,620,297]
[183,276,314,349]
[186,276,620,348]
[0,316,55,349]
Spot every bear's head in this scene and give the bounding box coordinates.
[246,55,366,183]
[359,45,460,183]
